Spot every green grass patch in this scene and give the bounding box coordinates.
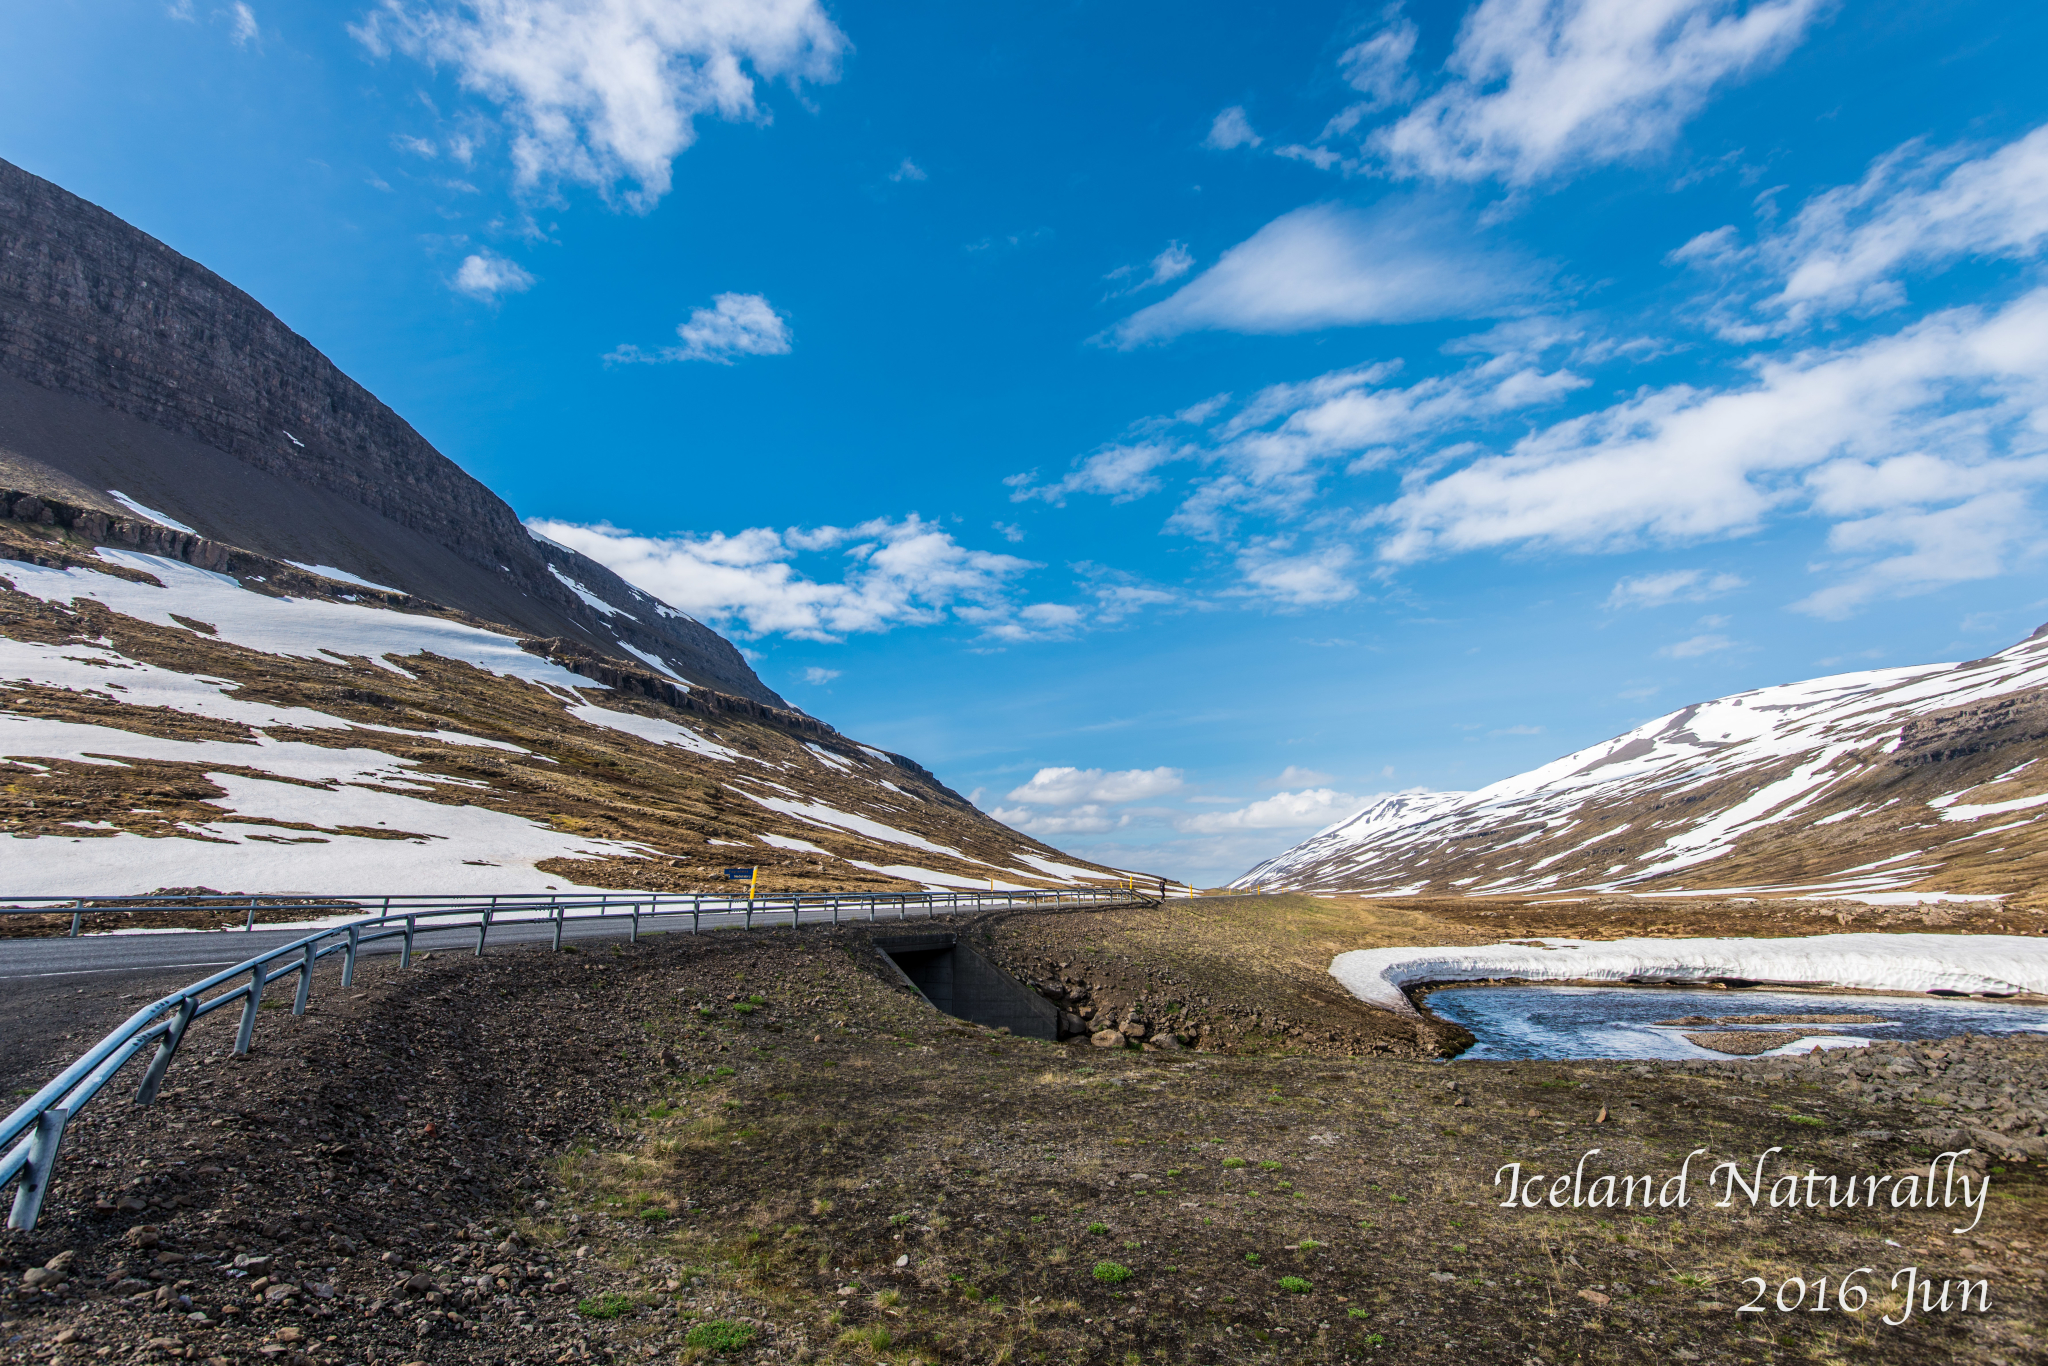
[576,1293,632,1319]
[685,1319,760,1352]
[1092,1261,1132,1284]
[1278,1276,1312,1294]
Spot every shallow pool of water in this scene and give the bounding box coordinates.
[1425,984,2048,1061]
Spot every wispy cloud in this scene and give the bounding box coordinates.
[1658,633,1736,658]
[1105,200,1546,347]
[799,666,840,685]
[1105,242,1195,297]
[1376,288,2048,613]
[888,157,928,183]
[529,514,1044,643]
[1004,767,1185,805]
[1204,106,1261,151]
[450,250,536,299]
[1605,568,1747,609]
[1375,0,1825,186]
[1677,123,2048,333]
[609,293,792,364]
[1174,787,1360,834]
[225,1,259,47]
[351,0,847,210]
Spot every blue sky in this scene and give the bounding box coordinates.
[6,0,2048,885]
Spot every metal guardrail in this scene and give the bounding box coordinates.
[0,884,1146,1231]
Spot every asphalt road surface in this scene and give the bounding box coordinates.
[0,897,1070,1100]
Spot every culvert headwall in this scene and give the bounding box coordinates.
[874,933,1061,1039]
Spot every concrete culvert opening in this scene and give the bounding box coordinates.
[874,933,1059,1040]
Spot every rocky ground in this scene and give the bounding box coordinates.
[1,898,2043,1366]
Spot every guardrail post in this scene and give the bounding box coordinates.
[134,996,198,1105]
[692,898,700,935]
[342,926,361,987]
[67,898,84,938]
[630,901,639,945]
[292,941,316,1015]
[6,1107,70,1231]
[235,965,264,1055]
[791,898,799,931]
[401,915,416,969]
[244,899,256,932]
[476,897,496,957]
[552,903,564,952]
[745,898,753,931]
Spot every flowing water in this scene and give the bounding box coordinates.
[1424,984,2048,1062]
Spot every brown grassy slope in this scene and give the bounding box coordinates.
[8,907,2042,1366]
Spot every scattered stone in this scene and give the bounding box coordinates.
[1091,1030,1124,1048]
[1578,1288,1611,1308]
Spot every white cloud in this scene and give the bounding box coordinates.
[888,157,928,183]
[1794,492,2043,619]
[1682,123,2048,331]
[1204,106,1261,151]
[1233,542,1357,606]
[1489,723,1544,735]
[226,2,259,46]
[1267,765,1335,788]
[1336,4,1418,112]
[1374,0,1824,186]
[1105,242,1195,296]
[1174,788,1362,834]
[1376,287,2048,612]
[610,292,791,364]
[352,0,847,210]
[1006,440,1192,507]
[1604,568,1746,609]
[1107,201,1544,347]
[799,666,840,685]
[988,803,1125,837]
[450,250,537,299]
[1005,767,1185,806]
[528,514,1042,643]
[394,133,440,158]
[168,2,195,20]
[1658,633,1736,658]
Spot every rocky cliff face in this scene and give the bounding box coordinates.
[1236,625,2048,904]
[0,156,774,704]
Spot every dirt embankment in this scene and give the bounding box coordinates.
[1,904,2042,1366]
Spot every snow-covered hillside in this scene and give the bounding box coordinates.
[1236,625,2048,902]
[0,539,1123,897]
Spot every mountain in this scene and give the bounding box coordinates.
[1235,625,2048,903]
[0,160,1123,898]
[0,156,768,702]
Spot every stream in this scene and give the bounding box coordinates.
[1424,983,2048,1061]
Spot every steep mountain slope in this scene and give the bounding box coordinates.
[1236,625,2048,903]
[0,164,1125,898]
[0,156,769,702]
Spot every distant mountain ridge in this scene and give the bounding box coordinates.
[0,156,773,703]
[1236,625,2048,903]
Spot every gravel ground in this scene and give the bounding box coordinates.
[0,908,2041,1366]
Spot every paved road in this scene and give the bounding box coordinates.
[0,899,1027,984]
[0,896,1121,1096]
